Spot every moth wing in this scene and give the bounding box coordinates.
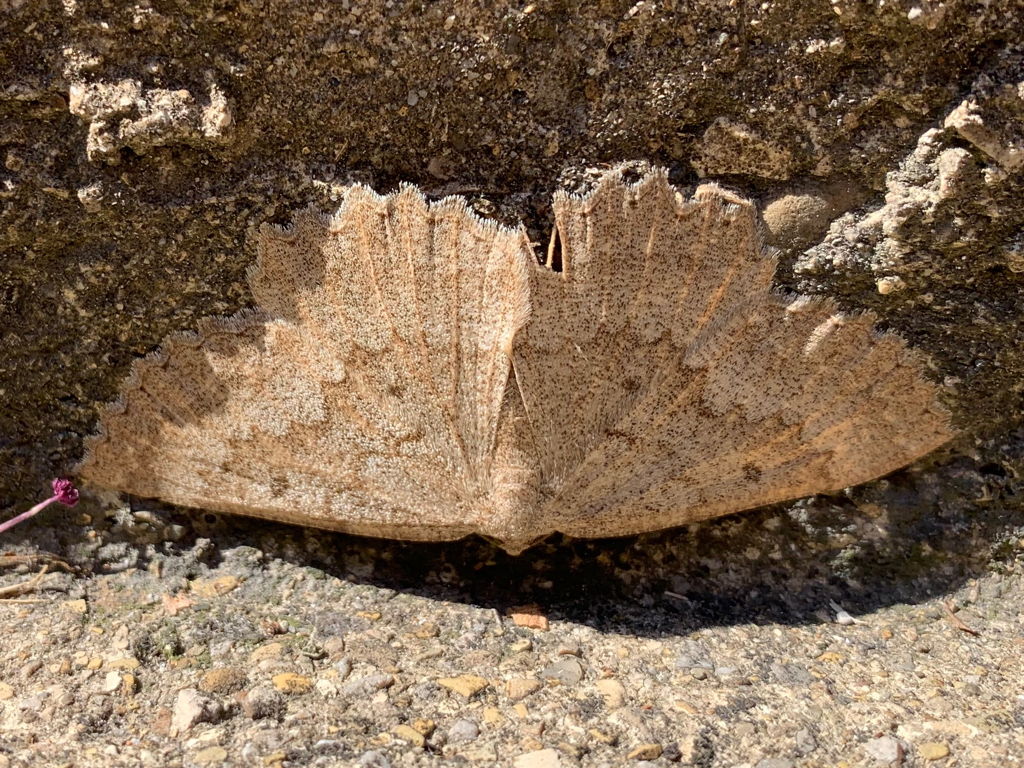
[79,186,532,542]
[512,169,951,539]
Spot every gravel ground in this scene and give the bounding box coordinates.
[1,493,1021,768]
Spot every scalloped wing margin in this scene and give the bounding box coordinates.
[511,167,952,540]
[78,186,534,542]
[78,167,952,551]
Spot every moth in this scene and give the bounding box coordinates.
[78,168,952,553]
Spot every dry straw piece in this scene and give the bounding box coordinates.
[78,167,952,553]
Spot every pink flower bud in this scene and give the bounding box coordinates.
[51,478,80,507]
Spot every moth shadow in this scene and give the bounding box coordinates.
[168,454,1019,637]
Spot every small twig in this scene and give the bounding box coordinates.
[943,600,981,637]
[0,565,51,600]
[0,598,48,604]
[0,552,76,573]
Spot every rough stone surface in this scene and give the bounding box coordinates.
[447,718,480,743]
[1,2,1023,767]
[864,736,907,765]
[170,688,222,735]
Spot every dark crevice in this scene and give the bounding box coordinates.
[546,224,563,272]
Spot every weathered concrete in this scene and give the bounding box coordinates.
[1,1,1022,563]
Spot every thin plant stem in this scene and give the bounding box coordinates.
[0,496,59,535]
[0,479,79,535]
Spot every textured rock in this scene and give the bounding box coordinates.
[199,667,248,694]
[338,674,395,698]
[447,719,480,743]
[240,684,284,720]
[595,678,626,709]
[271,673,312,695]
[68,79,232,163]
[540,658,584,687]
[438,675,489,699]
[391,724,425,748]
[864,736,906,765]
[170,688,222,735]
[626,743,663,760]
[919,742,951,760]
[693,118,795,180]
[506,678,543,701]
[0,0,1021,568]
[193,746,228,765]
[513,749,561,768]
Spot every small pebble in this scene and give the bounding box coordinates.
[193,746,227,765]
[864,736,905,764]
[506,678,542,700]
[339,673,395,698]
[322,636,346,655]
[107,657,141,670]
[241,684,284,720]
[508,606,549,630]
[662,740,683,762]
[438,675,489,698]
[413,622,440,639]
[829,600,856,625]
[356,750,391,768]
[120,673,139,695]
[540,658,583,686]
[191,575,241,597]
[171,689,222,734]
[513,748,561,768]
[876,275,906,294]
[595,678,626,708]
[100,671,122,694]
[392,724,425,747]
[795,728,817,755]
[271,673,312,694]
[249,642,284,664]
[334,657,353,680]
[315,678,338,697]
[64,599,87,614]
[734,723,757,739]
[627,744,663,760]
[919,742,950,760]
[200,667,247,694]
[448,718,480,742]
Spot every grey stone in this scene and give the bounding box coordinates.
[864,736,906,765]
[241,684,285,720]
[795,728,817,756]
[339,673,395,698]
[447,718,480,742]
[356,750,391,768]
[170,688,223,734]
[769,662,813,685]
[539,657,584,686]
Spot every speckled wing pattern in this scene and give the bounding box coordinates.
[512,172,951,542]
[78,168,952,553]
[79,185,533,543]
